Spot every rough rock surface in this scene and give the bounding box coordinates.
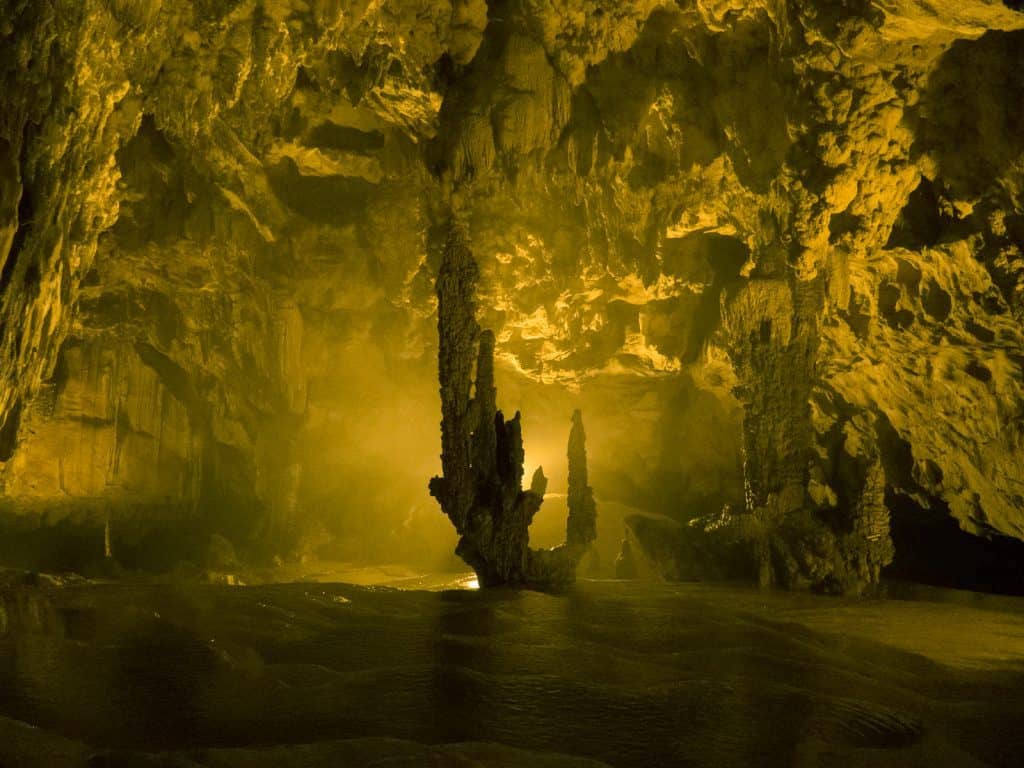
[0,0,1023,591]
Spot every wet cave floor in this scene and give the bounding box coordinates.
[1,576,1023,768]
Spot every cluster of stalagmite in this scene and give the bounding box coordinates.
[430,220,596,588]
[710,275,896,593]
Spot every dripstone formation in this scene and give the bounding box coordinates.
[430,220,596,588]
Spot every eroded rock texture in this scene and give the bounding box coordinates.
[0,0,1022,592]
[430,221,596,587]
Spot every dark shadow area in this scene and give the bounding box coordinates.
[0,397,22,461]
[873,415,1024,596]
[0,511,218,575]
[917,30,1024,201]
[112,114,195,248]
[877,282,915,329]
[266,157,374,225]
[920,277,952,321]
[885,177,960,250]
[885,491,1024,596]
[305,122,385,154]
[0,139,34,295]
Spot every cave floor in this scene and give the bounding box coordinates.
[1,577,1023,767]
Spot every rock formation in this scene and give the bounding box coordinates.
[430,220,596,588]
[566,409,597,549]
[0,1,1023,594]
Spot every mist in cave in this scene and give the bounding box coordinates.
[2,0,1024,766]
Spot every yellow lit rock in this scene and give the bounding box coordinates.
[0,0,1022,595]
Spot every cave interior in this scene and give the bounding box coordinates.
[1,1,1024,766]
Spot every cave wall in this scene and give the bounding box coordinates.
[0,0,1022,587]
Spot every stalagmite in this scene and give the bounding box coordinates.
[430,220,597,589]
[566,409,597,551]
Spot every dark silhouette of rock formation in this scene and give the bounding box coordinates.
[430,220,596,589]
[566,409,598,550]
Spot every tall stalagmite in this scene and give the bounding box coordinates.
[566,409,597,550]
[430,220,596,588]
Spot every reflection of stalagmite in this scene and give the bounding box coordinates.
[430,220,597,589]
[104,511,113,560]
